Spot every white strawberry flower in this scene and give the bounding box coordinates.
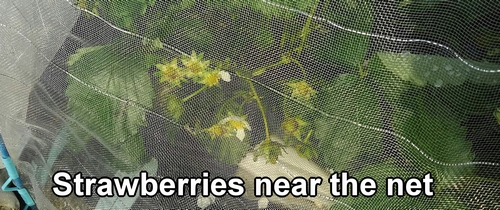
[219,115,251,141]
[218,70,231,82]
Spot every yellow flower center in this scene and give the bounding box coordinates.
[163,67,182,81]
[228,120,245,130]
[282,118,299,135]
[186,61,202,74]
[289,80,315,100]
[156,59,183,86]
[204,72,220,87]
[207,124,227,137]
[183,58,209,75]
[294,81,313,96]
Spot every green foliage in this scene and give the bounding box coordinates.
[255,28,275,50]
[79,0,156,31]
[67,45,104,66]
[378,52,464,87]
[142,37,164,52]
[432,83,500,116]
[165,95,184,120]
[200,135,250,165]
[313,0,373,71]
[62,2,499,207]
[374,52,500,116]
[66,43,153,172]
[293,130,317,160]
[144,2,213,51]
[314,74,383,171]
[144,53,162,69]
[205,0,318,19]
[368,55,414,109]
[254,139,286,164]
[397,1,500,64]
[378,52,500,87]
[393,91,475,179]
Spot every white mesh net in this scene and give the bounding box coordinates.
[1,0,500,209]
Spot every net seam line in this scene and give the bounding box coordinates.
[261,0,500,73]
[5,4,333,208]
[4,3,495,207]
[4,1,495,207]
[53,0,500,168]
[1,19,186,180]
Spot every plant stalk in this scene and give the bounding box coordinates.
[182,85,207,102]
[248,81,271,141]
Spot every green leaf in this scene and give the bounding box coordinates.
[179,0,196,10]
[146,8,213,51]
[314,74,383,171]
[313,0,373,70]
[371,55,500,116]
[295,141,317,160]
[368,55,415,109]
[140,3,147,15]
[255,28,274,50]
[393,92,475,179]
[66,43,154,172]
[205,0,318,19]
[165,95,184,120]
[144,53,161,68]
[93,0,155,31]
[431,82,500,116]
[377,52,500,87]
[67,46,104,66]
[151,37,163,49]
[142,37,164,52]
[201,136,250,165]
[254,139,285,164]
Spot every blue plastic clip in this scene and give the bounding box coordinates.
[0,133,37,210]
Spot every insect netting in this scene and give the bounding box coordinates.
[0,0,499,209]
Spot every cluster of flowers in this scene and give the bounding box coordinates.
[156,50,317,153]
[287,80,316,102]
[206,114,252,141]
[155,51,231,88]
[156,51,252,142]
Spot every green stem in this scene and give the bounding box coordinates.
[248,81,271,141]
[182,85,207,102]
[290,57,307,79]
[303,130,313,143]
[264,61,284,70]
[297,0,320,56]
[252,59,289,76]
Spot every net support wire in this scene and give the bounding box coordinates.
[0,132,37,210]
